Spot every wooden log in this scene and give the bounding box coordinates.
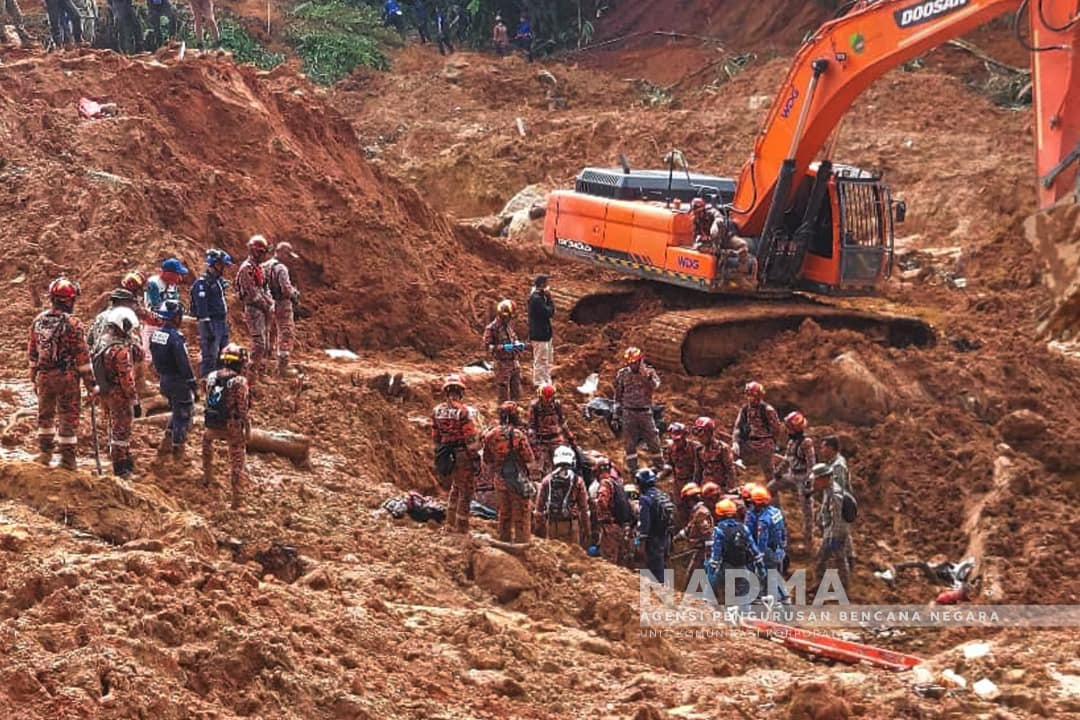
[135,414,310,465]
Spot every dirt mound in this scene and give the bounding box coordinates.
[0,49,496,359]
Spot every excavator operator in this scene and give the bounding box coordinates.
[690,198,753,276]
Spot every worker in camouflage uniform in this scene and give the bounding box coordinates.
[811,462,851,593]
[819,435,856,568]
[28,277,97,470]
[149,300,196,466]
[482,402,536,543]
[93,308,141,478]
[202,343,252,510]
[659,421,698,525]
[432,374,479,533]
[526,383,574,476]
[732,381,786,481]
[533,445,591,547]
[674,482,715,589]
[483,299,526,401]
[614,346,661,473]
[770,410,816,549]
[593,455,625,564]
[264,241,300,378]
[691,416,737,491]
[235,235,275,379]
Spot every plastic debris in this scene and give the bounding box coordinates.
[973,678,999,699]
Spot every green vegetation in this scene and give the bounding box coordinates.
[286,0,399,85]
[217,18,286,70]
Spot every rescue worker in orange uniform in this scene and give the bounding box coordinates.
[733,381,786,481]
[674,482,715,589]
[527,383,575,476]
[235,235,275,378]
[28,277,97,470]
[202,343,252,510]
[593,454,627,564]
[263,241,300,378]
[658,421,698,490]
[533,445,591,547]
[614,346,661,472]
[94,307,140,478]
[483,299,526,401]
[692,416,737,491]
[432,374,480,533]
[482,402,536,543]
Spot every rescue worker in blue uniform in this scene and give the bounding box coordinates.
[744,484,789,601]
[150,300,197,464]
[709,498,762,608]
[635,467,670,583]
[190,248,232,378]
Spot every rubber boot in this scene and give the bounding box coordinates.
[277,355,289,378]
[152,430,173,470]
[112,460,123,477]
[36,440,54,466]
[171,443,187,471]
[59,447,78,471]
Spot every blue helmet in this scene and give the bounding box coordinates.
[635,467,658,487]
[161,257,189,275]
[156,299,185,321]
[205,249,233,267]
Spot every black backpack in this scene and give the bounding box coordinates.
[543,468,577,521]
[91,340,124,394]
[736,403,771,443]
[204,373,233,429]
[721,522,753,567]
[841,492,858,523]
[651,490,676,536]
[610,480,633,526]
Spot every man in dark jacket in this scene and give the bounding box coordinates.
[527,274,555,387]
[149,300,197,466]
[191,248,232,379]
[635,468,670,583]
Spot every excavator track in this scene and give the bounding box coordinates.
[548,280,642,324]
[643,306,934,376]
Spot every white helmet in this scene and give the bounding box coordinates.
[105,307,139,336]
[553,445,576,468]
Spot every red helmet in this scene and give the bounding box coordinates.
[48,277,80,303]
[537,383,555,401]
[701,482,721,499]
[749,484,771,505]
[691,416,715,436]
[715,499,738,517]
[667,422,687,439]
[691,198,706,212]
[785,410,807,432]
[442,374,466,394]
[248,234,270,252]
[121,270,147,293]
[624,346,643,364]
[680,482,702,499]
[745,381,765,400]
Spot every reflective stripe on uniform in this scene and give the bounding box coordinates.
[110,440,130,448]
[57,435,78,445]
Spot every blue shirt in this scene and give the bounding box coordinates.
[710,518,761,568]
[150,325,195,386]
[745,505,787,566]
[385,1,401,14]
[638,486,663,539]
[517,21,532,38]
[190,272,229,321]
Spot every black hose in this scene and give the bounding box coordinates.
[1016,0,1070,52]
[1038,0,1080,32]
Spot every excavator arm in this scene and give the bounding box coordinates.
[730,0,1080,241]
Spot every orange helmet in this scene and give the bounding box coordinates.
[714,498,738,517]
[537,383,555,401]
[497,299,514,316]
[745,381,765,399]
[692,416,715,436]
[442,374,466,394]
[48,277,80,303]
[680,482,702,499]
[121,270,147,293]
[749,484,771,505]
[785,410,807,432]
[248,234,270,252]
[701,482,721,499]
[624,346,643,363]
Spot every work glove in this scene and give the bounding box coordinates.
[732,442,741,457]
[587,545,599,557]
[501,343,516,353]
[85,383,99,399]
[633,536,641,548]
[513,341,527,352]
[133,403,143,419]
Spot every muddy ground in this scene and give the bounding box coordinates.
[0,1,1078,718]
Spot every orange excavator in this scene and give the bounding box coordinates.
[543,0,1080,374]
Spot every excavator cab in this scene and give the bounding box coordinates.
[795,165,897,295]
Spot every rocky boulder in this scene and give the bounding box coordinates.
[470,546,535,603]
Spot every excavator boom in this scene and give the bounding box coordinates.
[731,0,1080,234]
